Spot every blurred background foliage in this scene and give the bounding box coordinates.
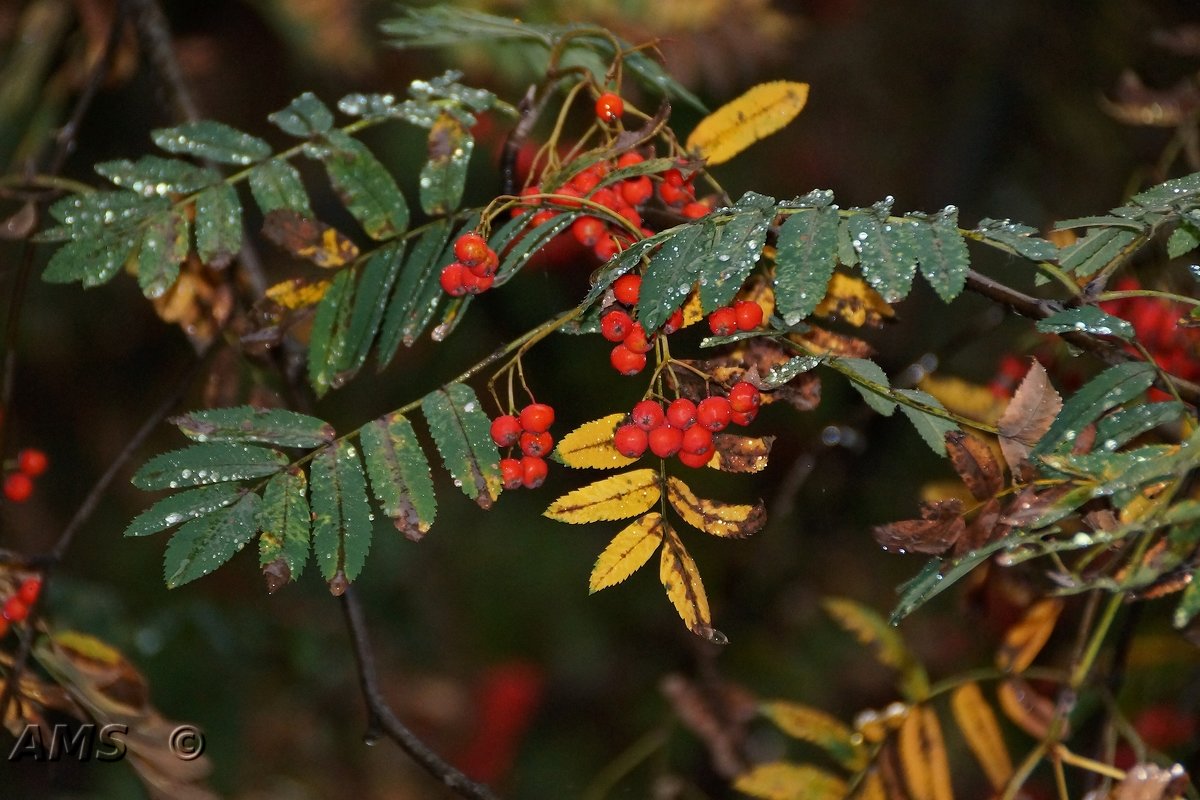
[1,0,1199,797]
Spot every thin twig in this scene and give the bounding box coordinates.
[339,586,501,800]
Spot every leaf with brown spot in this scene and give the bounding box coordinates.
[544,469,660,524]
[996,597,1062,672]
[813,273,896,327]
[997,678,1061,739]
[707,434,774,473]
[945,430,1003,500]
[898,706,954,800]
[660,524,720,641]
[553,414,638,469]
[666,476,765,538]
[589,512,665,592]
[997,360,1061,474]
[262,208,359,268]
[950,682,1012,790]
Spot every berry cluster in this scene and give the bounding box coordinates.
[0,576,42,638]
[3,448,48,504]
[602,274,683,376]
[1100,278,1200,383]
[612,382,762,467]
[707,300,764,336]
[440,232,500,297]
[492,403,555,490]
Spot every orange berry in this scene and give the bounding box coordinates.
[648,426,683,458]
[595,92,624,123]
[610,344,647,375]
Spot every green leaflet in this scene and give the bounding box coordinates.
[762,355,822,389]
[344,240,407,375]
[248,158,313,216]
[309,268,357,397]
[269,92,334,137]
[1059,227,1139,277]
[1131,172,1200,207]
[42,227,140,288]
[975,218,1058,261]
[163,492,261,588]
[697,191,774,312]
[1036,307,1134,340]
[895,389,958,456]
[151,120,271,166]
[496,212,577,282]
[124,484,244,538]
[774,205,839,325]
[1174,569,1200,629]
[835,357,896,416]
[137,210,189,299]
[41,192,163,287]
[360,413,438,541]
[910,211,969,302]
[132,443,288,491]
[1032,363,1158,457]
[257,470,312,587]
[419,112,474,215]
[846,205,917,303]
[421,383,502,509]
[890,533,1023,624]
[1094,401,1185,451]
[377,218,452,364]
[194,184,243,268]
[635,221,714,332]
[310,440,374,585]
[172,406,335,448]
[1167,222,1200,259]
[317,130,409,240]
[582,232,671,307]
[96,156,220,196]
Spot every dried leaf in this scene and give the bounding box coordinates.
[685,80,809,166]
[707,434,774,473]
[544,469,661,524]
[662,674,755,779]
[873,516,965,556]
[553,414,638,469]
[945,431,1003,500]
[996,597,1062,673]
[997,360,1061,472]
[996,678,1060,740]
[263,277,330,309]
[666,476,765,537]
[950,682,1012,791]
[898,706,954,800]
[589,512,665,592]
[732,761,847,800]
[812,273,895,327]
[261,209,359,268]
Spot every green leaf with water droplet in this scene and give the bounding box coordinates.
[774,205,839,325]
[421,383,502,509]
[163,492,261,588]
[124,484,244,538]
[582,232,671,307]
[269,92,334,138]
[1131,173,1200,207]
[96,156,220,196]
[172,406,335,448]
[310,440,373,584]
[377,218,453,363]
[132,443,289,491]
[1059,227,1139,277]
[257,470,311,584]
[1094,401,1185,451]
[194,184,243,268]
[762,355,822,389]
[1167,220,1200,259]
[836,357,896,416]
[891,533,1022,625]
[342,240,406,376]
[911,211,969,302]
[636,221,713,332]
[42,227,140,287]
[152,121,272,166]
[360,413,437,541]
[697,191,774,312]
[419,112,473,216]
[309,268,357,397]
[975,218,1058,261]
[248,158,312,215]
[896,389,958,456]
[496,212,576,282]
[137,210,189,299]
[1032,362,1158,457]
[847,206,917,303]
[1035,306,1134,340]
[318,130,409,240]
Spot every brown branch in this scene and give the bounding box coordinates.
[339,586,501,800]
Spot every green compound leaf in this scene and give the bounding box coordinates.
[124,484,245,538]
[308,268,357,397]
[316,130,409,240]
[343,240,407,376]
[1035,306,1134,340]
[360,413,437,541]
[846,202,918,303]
[975,218,1058,261]
[42,227,140,288]
[896,389,959,456]
[172,406,335,448]
[137,210,190,299]
[1131,172,1200,207]
[377,218,453,364]
[836,356,896,416]
[1032,362,1158,457]
[96,156,220,196]
[420,112,474,215]
[495,211,577,283]
[248,158,313,216]
[194,184,243,268]
[151,120,271,166]
[269,92,335,138]
[421,382,502,509]
[636,221,714,332]
[163,492,261,588]
[1059,226,1140,278]
[774,203,839,325]
[132,443,288,491]
[1094,401,1186,451]
[257,470,312,588]
[310,440,374,586]
[911,210,969,302]
[1167,218,1200,259]
[697,191,774,312]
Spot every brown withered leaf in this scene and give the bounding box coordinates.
[708,434,774,473]
[873,499,965,555]
[996,678,1061,740]
[1000,484,1076,528]
[792,326,875,358]
[262,209,359,267]
[945,430,1003,500]
[997,360,1061,476]
[956,497,1009,555]
[660,673,755,779]
[1103,70,1200,127]
[1112,763,1190,800]
[152,257,235,349]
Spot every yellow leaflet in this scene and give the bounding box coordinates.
[898,706,955,800]
[265,278,332,309]
[544,468,660,524]
[707,433,772,473]
[855,770,888,800]
[997,678,1057,740]
[732,762,847,800]
[996,597,1062,673]
[554,413,638,469]
[813,273,894,327]
[918,373,1007,426]
[666,476,766,538]
[52,631,122,665]
[680,290,705,329]
[589,512,664,593]
[950,682,1013,791]
[823,597,930,702]
[660,525,711,633]
[761,700,866,771]
[686,80,810,167]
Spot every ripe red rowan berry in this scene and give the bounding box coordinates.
[610,344,647,375]
[729,381,761,413]
[591,188,620,212]
[708,307,738,336]
[622,322,653,354]
[681,201,709,220]
[0,618,8,638]
[17,449,48,478]
[631,400,665,431]
[594,237,620,261]
[519,403,555,434]
[572,216,606,248]
[613,274,641,306]
[3,473,33,504]
[469,249,499,278]
[521,456,548,489]
[662,168,685,187]
[696,396,732,431]
[601,309,633,342]
[663,309,685,335]
[439,263,469,296]
[648,426,683,458]
[2,596,28,622]
[520,431,553,458]
[681,425,713,455]
[595,92,624,123]
[460,269,494,295]
[500,458,524,490]
[678,448,713,468]
[454,232,490,267]
[666,398,697,430]
[491,415,522,448]
[734,300,764,331]
[620,176,653,207]
[16,578,41,606]
[613,424,648,458]
[731,409,758,426]
[617,152,644,168]
[570,167,603,194]
[530,209,556,226]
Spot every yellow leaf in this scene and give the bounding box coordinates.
[667,476,766,537]
[898,706,954,800]
[544,469,660,523]
[852,769,887,800]
[707,433,773,473]
[996,598,1062,673]
[733,762,847,800]
[660,525,713,636]
[589,512,664,593]
[813,273,895,327]
[918,374,1007,426]
[761,700,866,770]
[950,682,1013,791]
[554,413,638,469]
[264,277,332,309]
[680,290,705,329]
[823,598,929,701]
[263,209,359,267]
[686,80,810,166]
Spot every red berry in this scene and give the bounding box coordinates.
[613,424,648,458]
[613,274,642,306]
[662,168,685,187]
[491,415,522,448]
[519,403,555,434]
[659,181,692,206]
[520,431,554,458]
[622,322,653,354]
[617,152,644,168]
[521,456,548,489]
[3,473,33,504]
[616,205,642,228]
[3,596,28,622]
[610,344,647,375]
[439,263,469,296]
[600,309,634,342]
[571,216,605,249]
[680,425,713,455]
[620,176,654,207]
[530,209,557,226]
[454,232,490,267]
[459,269,494,295]
[729,381,761,413]
[708,307,738,336]
[696,396,732,431]
[17,449,48,478]
[591,188,621,212]
[469,249,499,278]
[17,578,41,607]
[734,300,764,331]
[666,398,697,430]
[594,237,620,261]
[678,448,713,468]
[631,400,665,431]
[570,166,604,194]
[648,426,683,458]
[519,185,542,206]
[555,186,584,208]
[500,458,524,490]
[682,201,709,219]
[731,409,758,426]
[0,618,8,638]
[595,92,624,123]
[663,309,685,335]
